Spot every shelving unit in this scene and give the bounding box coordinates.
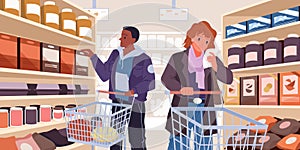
[222,0,300,118]
[0,0,96,149]
[0,120,66,138]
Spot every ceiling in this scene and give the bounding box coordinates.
[70,0,265,32]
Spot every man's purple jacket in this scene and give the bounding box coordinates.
[90,48,155,102]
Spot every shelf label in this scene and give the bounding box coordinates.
[264,49,277,60]
[228,55,240,65]
[46,13,59,24]
[79,27,92,38]
[284,46,297,58]
[26,4,40,15]
[63,20,76,31]
[245,52,258,62]
[5,0,19,10]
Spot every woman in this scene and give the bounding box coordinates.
[161,21,233,150]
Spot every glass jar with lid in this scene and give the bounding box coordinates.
[60,8,76,35]
[21,0,40,23]
[41,1,59,30]
[76,15,92,41]
[0,0,20,16]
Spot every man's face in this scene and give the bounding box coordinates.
[119,30,136,48]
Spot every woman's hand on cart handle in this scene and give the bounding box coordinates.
[98,90,138,97]
[180,87,194,95]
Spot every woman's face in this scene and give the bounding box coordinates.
[191,33,211,52]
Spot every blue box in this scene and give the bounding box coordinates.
[272,6,300,27]
[247,15,271,33]
[225,21,247,39]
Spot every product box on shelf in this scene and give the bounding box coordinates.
[19,38,41,71]
[241,76,259,105]
[225,77,240,105]
[247,15,271,33]
[0,33,18,69]
[59,84,76,95]
[0,82,28,96]
[280,71,300,105]
[283,34,300,63]
[41,43,60,73]
[272,6,300,27]
[36,84,60,95]
[75,51,89,76]
[225,21,247,39]
[263,37,283,65]
[75,84,89,94]
[80,85,89,94]
[245,41,263,67]
[227,45,245,70]
[259,74,279,105]
[60,47,75,74]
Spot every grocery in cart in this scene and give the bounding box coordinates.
[166,90,268,150]
[65,90,137,150]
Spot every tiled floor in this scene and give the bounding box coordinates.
[96,117,170,150]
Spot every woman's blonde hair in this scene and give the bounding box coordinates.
[183,21,217,49]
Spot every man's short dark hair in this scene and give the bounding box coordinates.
[123,26,140,43]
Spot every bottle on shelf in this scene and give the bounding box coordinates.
[76,15,92,41]
[263,37,283,65]
[21,0,40,23]
[40,105,51,122]
[10,107,23,126]
[245,41,263,68]
[25,106,37,125]
[41,1,59,30]
[283,34,300,63]
[0,109,9,128]
[60,8,76,35]
[227,44,245,70]
[0,0,20,16]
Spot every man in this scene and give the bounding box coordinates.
[81,26,155,150]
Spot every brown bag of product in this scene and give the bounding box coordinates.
[270,118,300,137]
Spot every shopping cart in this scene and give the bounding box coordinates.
[166,90,268,150]
[65,90,137,150]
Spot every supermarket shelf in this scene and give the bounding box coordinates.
[223,0,299,20]
[0,10,95,50]
[0,67,95,80]
[56,143,91,150]
[45,0,96,18]
[0,120,66,137]
[223,21,300,43]
[231,61,300,77]
[224,105,300,109]
[0,94,95,101]
[224,105,300,120]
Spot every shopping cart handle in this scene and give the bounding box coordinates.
[165,90,221,95]
[98,90,138,97]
